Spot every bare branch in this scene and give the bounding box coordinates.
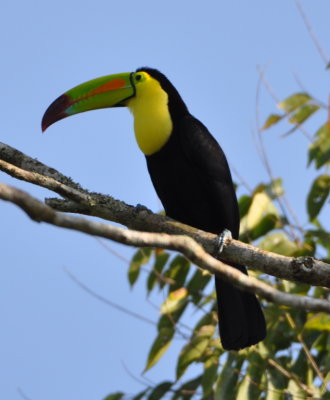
[0,142,82,189]
[0,158,92,204]
[1,182,330,314]
[1,143,330,289]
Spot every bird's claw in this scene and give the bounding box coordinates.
[215,229,232,257]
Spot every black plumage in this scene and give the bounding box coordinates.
[140,68,266,350]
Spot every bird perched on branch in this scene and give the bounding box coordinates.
[42,67,266,350]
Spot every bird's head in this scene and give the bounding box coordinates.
[42,68,188,155]
[41,67,187,132]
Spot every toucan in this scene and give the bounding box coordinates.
[42,67,266,350]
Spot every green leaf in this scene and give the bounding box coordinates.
[157,314,173,330]
[291,348,308,383]
[312,330,328,353]
[238,195,252,218]
[307,174,330,220]
[201,355,218,396]
[308,123,330,169]
[322,371,330,397]
[236,376,250,400]
[266,362,288,392]
[287,378,306,399]
[288,103,320,125]
[262,113,284,130]
[147,382,172,400]
[194,312,216,332]
[172,376,202,400]
[265,378,283,400]
[186,268,212,304]
[132,389,149,400]
[103,393,124,400]
[198,291,216,308]
[265,317,295,350]
[259,232,299,256]
[243,352,265,399]
[176,325,214,379]
[161,287,188,314]
[304,313,330,331]
[240,192,279,237]
[277,92,312,113]
[157,304,188,337]
[128,248,152,287]
[165,255,190,291]
[147,250,170,293]
[145,327,174,371]
[264,178,284,199]
[253,179,284,200]
[215,354,243,400]
[305,229,330,252]
[245,213,280,241]
[292,239,316,257]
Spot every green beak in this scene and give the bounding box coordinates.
[42,72,135,132]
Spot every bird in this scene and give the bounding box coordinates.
[42,67,266,350]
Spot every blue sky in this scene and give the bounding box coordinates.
[1,1,329,399]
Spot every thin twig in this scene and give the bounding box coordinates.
[255,66,303,242]
[257,62,280,103]
[64,267,157,326]
[295,0,329,66]
[17,388,33,400]
[293,70,327,110]
[96,238,130,263]
[231,164,253,193]
[121,361,153,389]
[96,240,174,286]
[285,313,325,387]
[267,357,315,397]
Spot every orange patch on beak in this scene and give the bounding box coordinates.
[89,78,128,97]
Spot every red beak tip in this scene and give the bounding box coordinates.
[41,94,72,133]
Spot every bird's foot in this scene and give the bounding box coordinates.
[214,229,232,258]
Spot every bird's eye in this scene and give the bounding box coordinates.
[135,74,142,81]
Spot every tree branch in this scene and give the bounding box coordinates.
[0,182,330,313]
[1,142,330,290]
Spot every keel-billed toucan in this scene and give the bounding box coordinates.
[42,67,266,350]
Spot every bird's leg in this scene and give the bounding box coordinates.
[214,229,232,258]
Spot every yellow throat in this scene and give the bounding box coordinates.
[126,72,173,155]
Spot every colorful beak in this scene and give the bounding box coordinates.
[42,72,135,132]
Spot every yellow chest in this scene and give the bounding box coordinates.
[126,77,173,155]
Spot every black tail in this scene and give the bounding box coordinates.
[215,265,266,351]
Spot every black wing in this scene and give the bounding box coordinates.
[177,114,240,237]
